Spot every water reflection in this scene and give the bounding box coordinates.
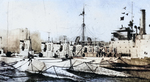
[0,65,150,82]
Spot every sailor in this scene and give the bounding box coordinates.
[22,42,25,51]
[96,47,99,57]
[99,48,102,57]
[56,50,60,57]
[53,51,58,58]
[110,47,114,57]
[28,52,34,61]
[105,47,108,57]
[72,46,76,56]
[59,45,63,52]
[102,47,105,57]
[44,44,47,52]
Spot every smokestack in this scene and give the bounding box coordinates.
[140,9,146,35]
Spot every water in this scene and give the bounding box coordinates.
[0,65,150,82]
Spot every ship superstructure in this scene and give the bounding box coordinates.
[109,9,150,58]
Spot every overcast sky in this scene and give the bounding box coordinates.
[0,0,150,42]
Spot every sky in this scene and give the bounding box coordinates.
[0,0,150,42]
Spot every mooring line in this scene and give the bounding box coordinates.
[16,60,29,69]
[53,66,58,77]
[41,63,46,71]
[72,62,85,67]
[43,66,53,72]
[69,60,77,70]
[85,62,95,73]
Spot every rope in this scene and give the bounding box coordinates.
[94,66,98,72]
[72,59,97,67]
[28,59,32,66]
[41,63,46,71]
[53,66,58,76]
[15,61,29,69]
[43,59,71,72]
[43,66,53,72]
[76,47,83,56]
[30,62,46,73]
[69,60,77,70]
[0,61,17,69]
[31,63,33,71]
[85,62,95,73]
[70,60,100,74]
[42,65,59,77]
[0,59,30,72]
[72,62,85,67]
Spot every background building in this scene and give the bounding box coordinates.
[0,28,41,53]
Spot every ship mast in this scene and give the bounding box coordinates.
[80,7,85,46]
[131,1,133,29]
[48,32,50,43]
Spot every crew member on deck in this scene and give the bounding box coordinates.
[102,47,105,57]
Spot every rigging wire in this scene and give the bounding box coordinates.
[83,5,104,41]
[86,26,95,37]
[69,26,82,41]
[43,0,46,15]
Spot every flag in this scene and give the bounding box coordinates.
[123,7,126,10]
[120,16,124,21]
[79,13,83,16]
[122,12,125,14]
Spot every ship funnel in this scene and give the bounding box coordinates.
[140,9,146,35]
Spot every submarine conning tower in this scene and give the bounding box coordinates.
[140,9,146,35]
